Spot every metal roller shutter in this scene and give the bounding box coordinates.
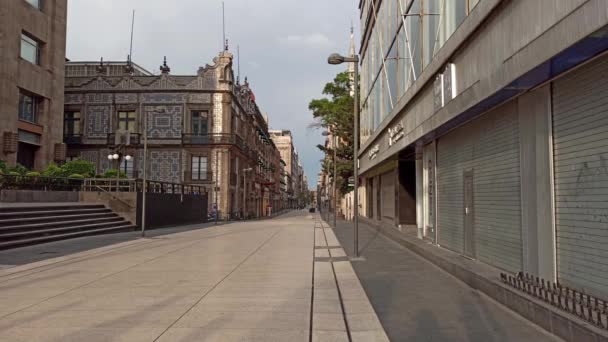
[552,56,608,296]
[437,101,522,272]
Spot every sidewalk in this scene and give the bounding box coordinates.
[328,217,561,341]
[0,210,387,341]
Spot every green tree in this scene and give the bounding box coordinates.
[309,71,355,195]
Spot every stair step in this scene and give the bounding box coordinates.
[0,208,111,219]
[0,212,118,227]
[0,204,105,213]
[0,224,136,250]
[0,216,123,233]
[0,220,129,240]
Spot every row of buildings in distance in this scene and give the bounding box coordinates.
[0,0,308,218]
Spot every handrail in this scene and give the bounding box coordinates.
[91,185,135,209]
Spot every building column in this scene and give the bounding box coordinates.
[415,148,424,239]
[518,84,556,281]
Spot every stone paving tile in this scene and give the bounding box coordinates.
[330,217,562,342]
[0,327,167,342]
[313,313,347,331]
[312,330,350,342]
[156,328,309,342]
[173,310,310,330]
[0,212,387,341]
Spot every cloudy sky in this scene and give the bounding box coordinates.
[66,0,359,189]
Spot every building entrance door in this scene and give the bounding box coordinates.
[463,171,475,258]
[17,142,37,169]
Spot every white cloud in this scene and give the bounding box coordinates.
[280,33,332,48]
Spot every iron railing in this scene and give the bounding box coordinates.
[0,175,84,191]
[501,272,608,328]
[107,133,141,146]
[63,134,83,145]
[183,171,214,183]
[182,133,238,145]
[83,178,207,195]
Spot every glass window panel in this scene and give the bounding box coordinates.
[21,34,39,65]
[439,0,467,47]
[406,0,422,79]
[118,111,136,132]
[26,0,41,9]
[423,0,441,67]
[386,41,399,107]
[64,111,81,135]
[469,0,480,10]
[19,91,38,123]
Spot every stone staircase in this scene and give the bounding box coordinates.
[0,204,136,250]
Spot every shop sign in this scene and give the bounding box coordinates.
[388,120,405,147]
[368,144,380,160]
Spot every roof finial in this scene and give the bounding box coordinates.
[96,57,107,74]
[225,39,229,51]
[124,54,134,74]
[160,56,170,74]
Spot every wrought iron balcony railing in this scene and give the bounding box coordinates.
[183,171,214,183]
[107,133,141,146]
[63,134,83,145]
[182,133,238,146]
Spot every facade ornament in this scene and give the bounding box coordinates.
[160,56,171,74]
[96,57,107,74]
[124,54,134,75]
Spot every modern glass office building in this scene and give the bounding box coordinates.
[357,0,608,297]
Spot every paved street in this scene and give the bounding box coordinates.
[327,213,562,342]
[0,211,387,342]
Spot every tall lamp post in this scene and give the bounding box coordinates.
[322,131,337,228]
[107,151,132,192]
[327,52,360,258]
[141,108,164,238]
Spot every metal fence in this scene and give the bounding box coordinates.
[501,272,608,329]
[0,176,206,196]
[0,175,84,191]
[83,178,206,195]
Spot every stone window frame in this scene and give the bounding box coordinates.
[114,105,138,133]
[185,104,212,135]
[190,153,210,181]
[63,106,83,137]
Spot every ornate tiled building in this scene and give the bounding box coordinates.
[64,51,283,218]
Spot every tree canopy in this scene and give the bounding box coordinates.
[309,71,354,195]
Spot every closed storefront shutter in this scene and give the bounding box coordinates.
[381,170,395,220]
[552,56,608,296]
[437,101,522,272]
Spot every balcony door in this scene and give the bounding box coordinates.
[191,111,209,144]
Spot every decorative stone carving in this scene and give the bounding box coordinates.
[86,105,111,138]
[115,93,138,104]
[145,105,183,138]
[149,150,181,183]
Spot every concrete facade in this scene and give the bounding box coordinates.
[357,0,608,296]
[63,51,283,219]
[0,0,68,169]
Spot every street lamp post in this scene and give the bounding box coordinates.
[141,108,163,238]
[322,131,338,228]
[327,52,360,258]
[107,151,131,192]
